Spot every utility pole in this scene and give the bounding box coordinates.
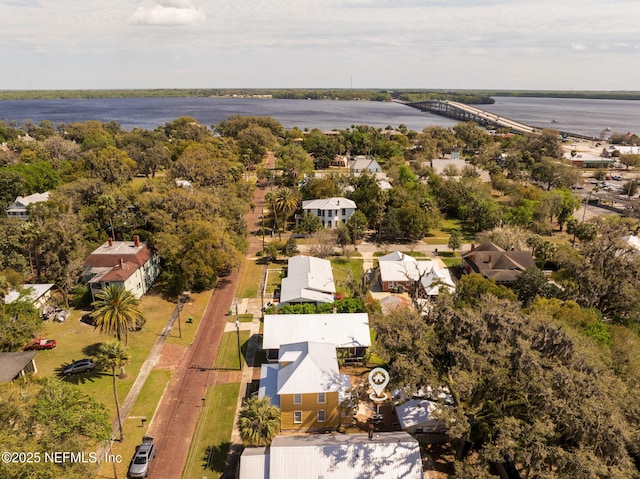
[235,304,241,370]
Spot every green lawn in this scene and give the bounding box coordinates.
[265,265,286,295]
[228,313,254,323]
[440,257,463,268]
[97,370,172,479]
[331,258,364,295]
[425,217,478,245]
[182,382,241,479]
[34,289,210,426]
[214,331,251,370]
[237,260,263,298]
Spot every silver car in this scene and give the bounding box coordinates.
[63,358,95,375]
[127,436,156,478]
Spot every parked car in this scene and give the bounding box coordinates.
[63,358,95,375]
[25,338,57,350]
[612,175,623,181]
[127,436,156,478]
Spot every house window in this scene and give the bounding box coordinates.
[293,393,302,405]
[317,410,326,422]
[293,411,303,423]
[317,209,321,216]
[318,392,326,404]
[342,208,346,216]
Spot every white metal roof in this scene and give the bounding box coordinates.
[301,197,356,211]
[268,432,423,479]
[262,313,371,350]
[279,255,335,304]
[395,399,443,431]
[276,342,347,395]
[239,447,269,479]
[378,251,418,263]
[9,192,50,208]
[379,258,431,283]
[4,284,54,305]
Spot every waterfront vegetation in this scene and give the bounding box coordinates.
[4,107,640,477]
[2,88,640,103]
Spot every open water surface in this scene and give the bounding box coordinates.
[0,96,638,137]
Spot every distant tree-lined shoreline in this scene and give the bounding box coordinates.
[1,88,638,103]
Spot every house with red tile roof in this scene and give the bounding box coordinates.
[83,236,160,300]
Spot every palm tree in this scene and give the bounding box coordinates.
[237,396,281,446]
[91,284,144,346]
[96,340,130,441]
[267,187,299,239]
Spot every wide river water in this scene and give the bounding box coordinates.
[0,96,638,137]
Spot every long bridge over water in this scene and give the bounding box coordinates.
[402,99,594,140]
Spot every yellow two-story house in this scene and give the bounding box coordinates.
[259,341,350,431]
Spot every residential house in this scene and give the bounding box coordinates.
[461,242,536,284]
[239,432,423,479]
[279,255,335,305]
[377,252,455,297]
[349,155,382,176]
[6,192,50,220]
[301,197,357,229]
[83,236,160,301]
[262,313,371,361]
[259,341,351,431]
[4,284,54,312]
[0,352,38,382]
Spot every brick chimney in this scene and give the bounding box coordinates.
[471,243,475,252]
[133,235,140,247]
[108,237,113,247]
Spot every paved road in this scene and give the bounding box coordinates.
[146,155,273,479]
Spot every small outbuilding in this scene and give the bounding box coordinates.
[0,351,38,382]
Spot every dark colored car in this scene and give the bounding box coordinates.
[63,358,95,375]
[25,338,57,350]
[127,436,156,478]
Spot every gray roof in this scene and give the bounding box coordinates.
[262,313,371,350]
[0,352,37,382]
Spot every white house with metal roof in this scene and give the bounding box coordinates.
[6,192,50,220]
[239,432,423,479]
[377,252,455,297]
[279,255,335,305]
[301,197,357,228]
[262,313,371,361]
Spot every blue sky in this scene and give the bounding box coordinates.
[2,0,639,90]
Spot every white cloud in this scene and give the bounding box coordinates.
[129,0,205,26]
[571,43,587,51]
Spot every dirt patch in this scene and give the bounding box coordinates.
[154,343,188,371]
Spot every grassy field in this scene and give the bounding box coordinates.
[182,382,241,479]
[424,218,478,245]
[237,260,263,298]
[331,257,364,294]
[214,331,252,370]
[166,290,210,347]
[227,313,255,323]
